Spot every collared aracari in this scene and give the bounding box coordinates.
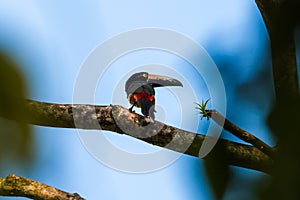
[125,72,183,119]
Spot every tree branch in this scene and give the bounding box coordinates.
[252,2,300,198]
[0,174,84,200]
[0,99,273,173]
[204,109,275,158]
[255,0,299,99]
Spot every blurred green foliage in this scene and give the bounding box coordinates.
[261,96,300,199]
[204,142,231,200]
[0,52,33,168]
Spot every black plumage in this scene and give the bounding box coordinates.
[125,72,182,119]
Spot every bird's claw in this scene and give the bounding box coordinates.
[139,116,153,126]
[129,108,135,113]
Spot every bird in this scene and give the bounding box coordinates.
[125,72,183,119]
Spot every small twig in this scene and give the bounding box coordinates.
[0,174,84,200]
[196,100,275,157]
[205,109,275,158]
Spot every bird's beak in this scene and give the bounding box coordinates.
[148,74,183,87]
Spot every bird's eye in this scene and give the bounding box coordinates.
[142,73,147,78]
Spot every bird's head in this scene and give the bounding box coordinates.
[125,72,183,96]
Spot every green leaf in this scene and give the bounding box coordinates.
[195,99,210,119]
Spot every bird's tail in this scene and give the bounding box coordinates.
[139,98,155,119]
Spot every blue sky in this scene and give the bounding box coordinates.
[0,1,273,199]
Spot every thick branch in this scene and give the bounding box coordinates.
[0,174,84,200]
[255,0,299,99]
[2,99,273,173]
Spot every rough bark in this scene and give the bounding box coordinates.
[0,174,84,200]
[0,99,273,173]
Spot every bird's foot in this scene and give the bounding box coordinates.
[142,116,154,125]
[128,107,135,113]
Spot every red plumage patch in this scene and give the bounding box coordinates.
[131,91,154,104]
[134,91,154,101]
